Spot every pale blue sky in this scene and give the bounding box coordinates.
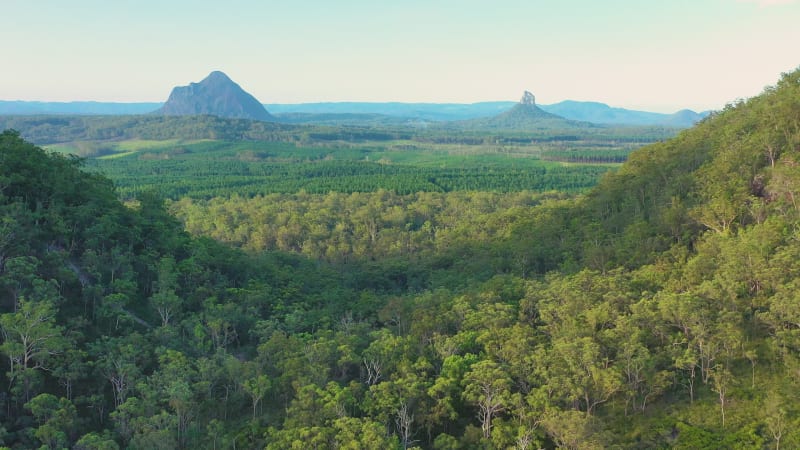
[2,0,798,112]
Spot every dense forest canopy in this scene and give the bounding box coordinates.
[0,67,799,449]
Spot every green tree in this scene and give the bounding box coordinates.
[462,359,512,440]
[541,409,605,450]
[74,432,120,450]
[0,297,65,402]
[26,394,77,450]
[332,416,401,450]
[150,257,182,327]
[547,336,621,415]
[91,335,145,409]
[242,374,271,420]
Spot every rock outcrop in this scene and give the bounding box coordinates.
[520,91,536,105]
[156,71,274,121]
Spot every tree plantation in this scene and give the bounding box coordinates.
[0,68,800,449]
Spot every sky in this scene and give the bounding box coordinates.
[2,0,798,113]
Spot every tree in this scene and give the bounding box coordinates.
[74,432,120,450]
[91,335,145,409]
[0,202,32,276]
[332,416,401,449]
[52,348,88,401]
[462,359,512,439]
[540,409,604,450]
[0,297,65,402]
[128,411,178,450]
[26,393,77,450]
[150,257,182,327]
[426,354,476,437]
[764,390,788,450]
[710,365,733,428]
[147,349,199,448]
[616,335,669,414]
[547,337,621,415]
[242,374,271,420]
[365,370,429,449]
[743,347,758,389]
[361,329,410,386]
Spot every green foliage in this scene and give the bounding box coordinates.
[82,139,613,199]
[540,147,634,163]
[74,432,120,450]
[0,112,677,147]
[0,67,799,449]
[26,394,76,450]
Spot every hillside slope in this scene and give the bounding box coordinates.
[0,114,296,145]
[1,67,800,449]
[573,67,800,269]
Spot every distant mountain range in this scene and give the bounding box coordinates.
[0,101,162,115]
[266,102,514,122]
[271,100,708,128]
[541,100,709,127]
[0,71,710,128]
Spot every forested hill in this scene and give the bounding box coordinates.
[0,67,800,449]
[0,129,363,448]
[0,114,299,145]
[559,67,800,271]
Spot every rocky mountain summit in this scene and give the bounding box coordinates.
[461,90,584,130]
[156,71,274,121]
[520,91,536,105]
[507,90,559,119]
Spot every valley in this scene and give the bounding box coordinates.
[0,67,799,449]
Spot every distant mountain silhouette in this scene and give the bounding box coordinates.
[266,101,515,122]
[458,91,591,130]
[0,101,162,115]
[539,100,709,127]
[496,91,569,121]
[156,71,274,121]
[662,109,709,128]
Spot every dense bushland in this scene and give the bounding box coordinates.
[0,68,799,449]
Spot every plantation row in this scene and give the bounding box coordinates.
[540,148,633,163]
[92,155,613,199]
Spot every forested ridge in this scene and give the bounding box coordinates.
[0,68,799,449]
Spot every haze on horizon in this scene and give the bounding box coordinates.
[2,0,799,113]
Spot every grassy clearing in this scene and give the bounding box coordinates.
[97,151,137,160]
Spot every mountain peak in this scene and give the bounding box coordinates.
[156,71,273,121]
[200,71,235,86]
[460,92,586,130]
[206,70,231,80]
[520,91,536,106]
